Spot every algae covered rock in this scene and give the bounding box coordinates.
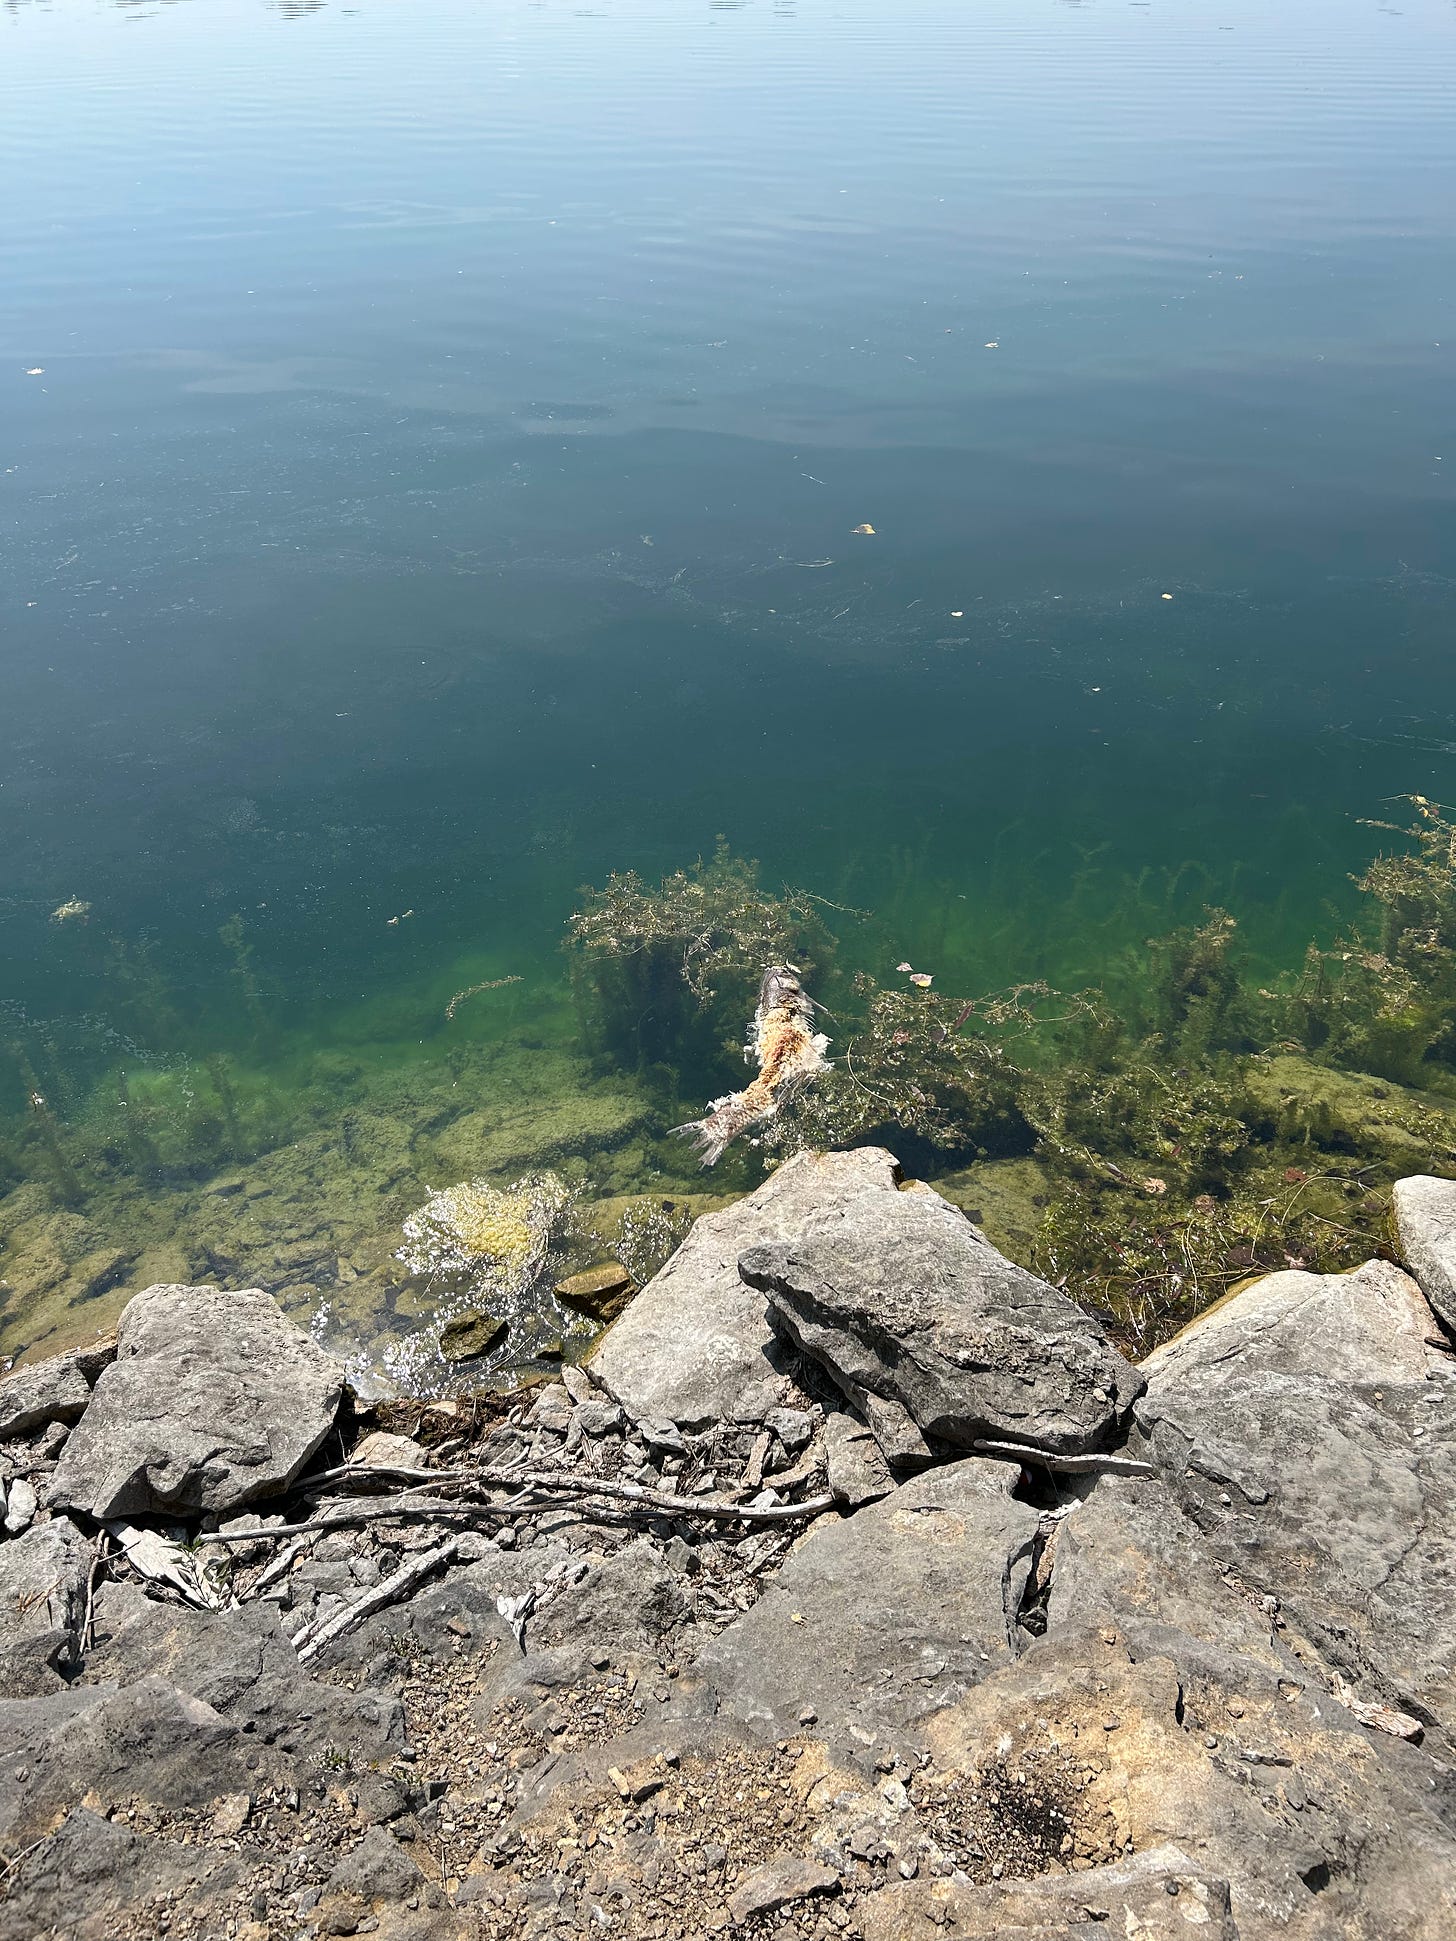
[437,1309,508,1362]
[396,1172,567,1295]
[554,1260,637,1320]
[566,1190,735,1287]
[48,1283,343,1519]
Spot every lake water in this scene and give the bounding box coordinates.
[4,0,1456,1378]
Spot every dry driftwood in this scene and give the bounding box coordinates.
[972,1438,1156,1478]
[291,1537,458,1664]
[305,1459,834,1527]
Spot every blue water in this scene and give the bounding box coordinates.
[3,0,1456,1342]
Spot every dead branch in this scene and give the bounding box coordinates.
[81,1530,107,1654]
[291,1538,459,1664]
[306,1459,834,1526]
[972,1438,1157,1478]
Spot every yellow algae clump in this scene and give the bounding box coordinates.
[396,1173,568,1295]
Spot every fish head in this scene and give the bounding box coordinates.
[758,964,806,1010]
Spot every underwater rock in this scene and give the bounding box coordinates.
[1392,1173,1456,1335]
[740,1181,1142,1459]
[554,1260,637,1320]
[589,1148,905,1430]
[48,1283,344,1520]
[437,1308,508,1362]
[399,1174,566,1286]
[424,1083,650,1180]
[567,1191,734,1289]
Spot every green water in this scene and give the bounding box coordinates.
[4,0,1456,1380]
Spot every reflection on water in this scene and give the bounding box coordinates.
[2,0,1455,1376]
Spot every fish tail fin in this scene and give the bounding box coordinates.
[671,1093,763,1167]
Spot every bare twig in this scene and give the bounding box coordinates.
[242,1532,317,1597]
[292,1538,458,1664]
[81,1530,107,1653]
[0,1832,52,1879]
[306,1459,834,1527]
[973,1438,1157,1478]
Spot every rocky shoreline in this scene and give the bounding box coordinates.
[1,1148,1455,1939]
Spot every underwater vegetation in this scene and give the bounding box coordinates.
[8,795,1456,1378]
[565,838,839,1085]
[569,799,1456,1351]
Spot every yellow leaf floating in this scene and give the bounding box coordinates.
[852,523,876,535]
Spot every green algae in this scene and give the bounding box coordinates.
[7,796,1456,1386]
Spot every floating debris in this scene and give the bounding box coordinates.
[674,965,831,1166]
[909,972,933,988]
[49,897,91,924]
[386,908,415,926]
[852,523,876,535]
[445,974,523,1020]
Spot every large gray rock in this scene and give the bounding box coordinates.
[0,1807,208,1941]
[588,1148,906,1428]
[0,1675,261,1847]
[1393,1172,1456,1334]
[682,1458,1041,1764]
[916,1625,1456,1941]
[49,1283,344,1519]
[1137,1258,1456,1726]
[740,1180,1141,1458]
[0,1356,92,1441]
[0,1516,92,1695]
[82,1578,404,1760]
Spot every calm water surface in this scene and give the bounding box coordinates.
[3,0,1456,1364]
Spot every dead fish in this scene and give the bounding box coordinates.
[674,964,831,1166]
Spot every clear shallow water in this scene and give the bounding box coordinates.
[3,0,1456,1367]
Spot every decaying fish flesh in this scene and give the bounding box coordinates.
[674,964,830,1166]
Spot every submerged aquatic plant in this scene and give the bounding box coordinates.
[568,840,835,1005]
[567,840,840,1076]
[768,974,1062,1161]
[1274,796,1456,1085]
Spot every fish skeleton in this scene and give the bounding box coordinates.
[674,964,831,1166]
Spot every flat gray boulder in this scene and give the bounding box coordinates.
[1138,1258,1456,1723]
[1393,1172,1456,1334]
[683,1457,1041,1762]
[0,1516,92,1695]
[49,1283,343,1519]
[589,1148,906,1429]
[0,1358,91,1442]
[740,1181,1141,1458]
